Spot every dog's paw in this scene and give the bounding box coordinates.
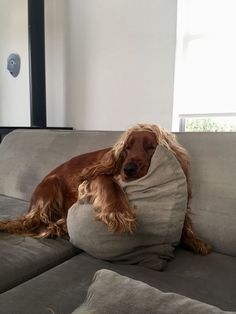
[196,240,212,255]
[190,238,212,255]
[95,209,137,234]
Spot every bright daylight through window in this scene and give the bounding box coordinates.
[173,0,236,132]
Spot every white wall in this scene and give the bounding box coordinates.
[0,0,30,126]
[0,1,177,130]
[63,0,177,130]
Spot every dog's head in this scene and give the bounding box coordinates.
[82,123,190,198]
[112,123,179,182]
[118,130,157,181]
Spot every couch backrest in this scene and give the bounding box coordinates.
[177,132,236,257]
[0,129,121,201]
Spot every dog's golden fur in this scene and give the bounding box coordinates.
[0,123,210,255]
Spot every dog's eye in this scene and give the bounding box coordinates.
[145,144,156,151]
[125,138,134,150]
[125,144,131,150]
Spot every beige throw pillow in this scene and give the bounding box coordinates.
[67,146,188,270]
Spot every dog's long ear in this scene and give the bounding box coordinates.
[80,149,125,180]
[152,125,192,205]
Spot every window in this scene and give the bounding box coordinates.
[179,114,236,132]
[173,0,236,132]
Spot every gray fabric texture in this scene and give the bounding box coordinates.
[0,129,121,201]
[0,250,235,313]
[0,195,80,293]
[177,132,236,256]
[67,146,188,270]
[0,129,235,313]
[0,194,29,219]
[0,232,79,293]
[73,269,235,314]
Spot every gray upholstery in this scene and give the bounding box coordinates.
[0,233,79,293]
[0,130,121,201]
[68,146,188,270]
[0,194,29,219]
[73,269,233,314]
[0,250,235,314]
[0,195,80,293]
[0,129,236,313]
[177,133,236,256]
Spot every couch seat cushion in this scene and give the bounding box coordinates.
[0,194,29,219]
[0,249,235,313]
[0,195,80,293]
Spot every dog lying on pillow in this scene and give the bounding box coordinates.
[0,123,210,257]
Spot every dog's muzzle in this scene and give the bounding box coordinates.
[123,162,138,178]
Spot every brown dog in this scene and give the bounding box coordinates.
[0,124,211,255]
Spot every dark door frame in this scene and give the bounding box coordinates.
[28,0,46,127]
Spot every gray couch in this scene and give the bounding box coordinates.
[0,129,235,313]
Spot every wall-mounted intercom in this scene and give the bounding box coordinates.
[7,53,21,77]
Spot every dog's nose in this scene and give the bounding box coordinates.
[123,162,138,177]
